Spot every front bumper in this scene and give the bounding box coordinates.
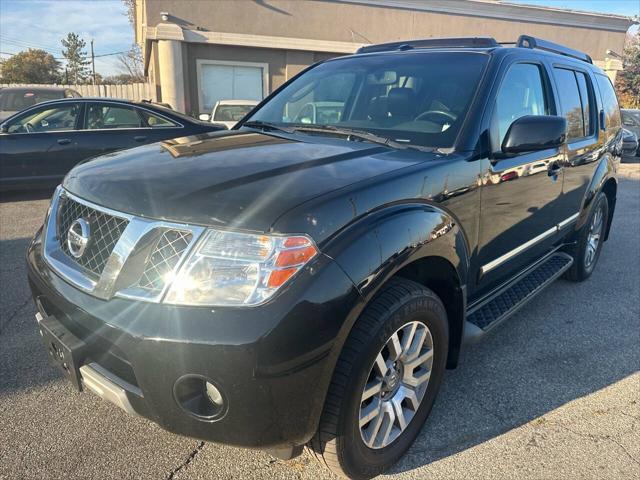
[27,228,360,449]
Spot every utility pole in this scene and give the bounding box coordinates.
[91,39,96,85]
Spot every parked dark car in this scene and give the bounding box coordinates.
[621,109,640,159]
[28,36,623,479]
[0,86,81,122]
[0,98,226,190]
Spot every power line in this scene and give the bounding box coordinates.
[0,35,127,60]
[94,50,127,58]
[0,47,127,60]
[0,35,62,54]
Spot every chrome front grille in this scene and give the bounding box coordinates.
[138,230,193,292]
[43,187,205,303]
[58,197,129,275]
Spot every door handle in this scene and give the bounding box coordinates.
[547,161,563,177]
[57,138,72,145]
[134,135,147,142]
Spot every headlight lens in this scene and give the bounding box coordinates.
[164,229,318,306]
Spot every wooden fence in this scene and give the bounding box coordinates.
[0,83,156,102]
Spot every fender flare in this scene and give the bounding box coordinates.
[578,155,617,238]
[321,202,470,372]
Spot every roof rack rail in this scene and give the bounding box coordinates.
[356,37,500,54]
[516,35,592,64]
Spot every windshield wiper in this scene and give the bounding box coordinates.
[241,120,296,134]
[243,121,433,152]
[289,124,433,152]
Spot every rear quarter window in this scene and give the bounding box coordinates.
[595,74,621,133]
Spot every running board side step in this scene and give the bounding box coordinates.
[464,252,573,342]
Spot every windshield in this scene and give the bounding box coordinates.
[245,52,488,148]
[214,104,255,121]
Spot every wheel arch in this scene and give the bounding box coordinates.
[579,156,617,240]
[322,203,470,372]
[393,256,465,369]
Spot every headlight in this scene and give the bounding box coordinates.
[164,229,318,306]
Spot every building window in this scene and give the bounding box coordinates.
[196,60,269,114]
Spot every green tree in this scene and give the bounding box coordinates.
[0,49,61,83]
[615,31,640,108]
[61,32,90,84]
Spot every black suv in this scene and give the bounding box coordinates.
[27,36,624,479]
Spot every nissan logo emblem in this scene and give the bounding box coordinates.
[67,218,91,259]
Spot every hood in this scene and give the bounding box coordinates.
[64,130,430,231]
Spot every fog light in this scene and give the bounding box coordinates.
[173,375,227,421]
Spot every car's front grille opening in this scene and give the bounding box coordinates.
[138,230,193,293]
[58,197,129,275]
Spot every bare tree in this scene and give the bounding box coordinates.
[122,0,135,25]
[117,44,145,83]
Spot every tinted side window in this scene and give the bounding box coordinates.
[6,103,80,133]
[595,74,621,132]
[140,110,177,128]
[86,104,142,129]
[575,72,594,136]
[495,63,549,145]
[553,68,584,140]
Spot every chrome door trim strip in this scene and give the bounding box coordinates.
[558,212,580,229]
[480,212,580,275]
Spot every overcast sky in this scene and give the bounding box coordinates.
[0,0,638,77]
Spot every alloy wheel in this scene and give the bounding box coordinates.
[584,204,604,268]
[358,321,434,449]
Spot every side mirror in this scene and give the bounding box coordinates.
[502,115,567,155]
[621,129,638,155]
[198,113,211,122]
[0,124,8,133]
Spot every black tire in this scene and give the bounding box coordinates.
[564,191,609,282]
[309,277,448,479]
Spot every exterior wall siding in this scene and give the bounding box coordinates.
[141,0,630,61]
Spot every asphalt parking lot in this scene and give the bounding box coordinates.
[1,165,639,480]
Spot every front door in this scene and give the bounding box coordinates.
[475,62,565,298]
[0,102,83,187]
[76,102,150,160]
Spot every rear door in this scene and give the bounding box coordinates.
[0,102,84,187]
[550,66,603,223]
[475,60,565,297]
[76,101,149,159]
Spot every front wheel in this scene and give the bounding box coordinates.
[564,191,609,282]
[309,278,448,479]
